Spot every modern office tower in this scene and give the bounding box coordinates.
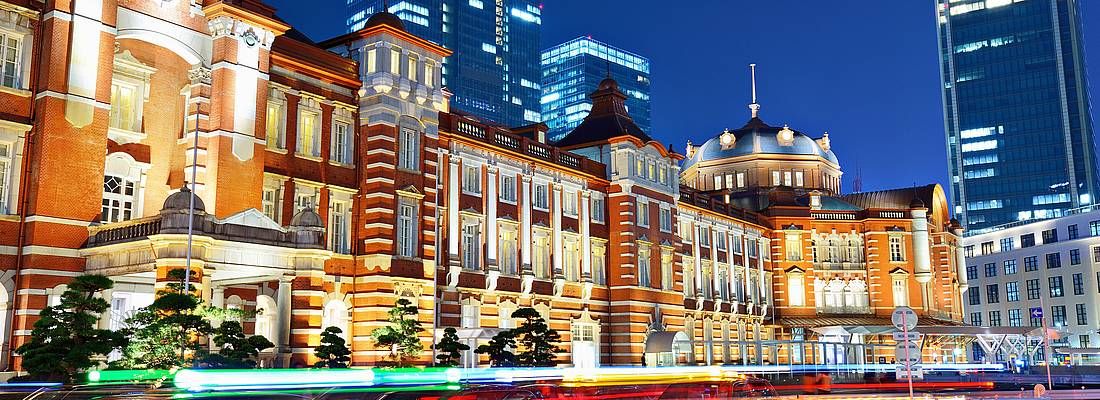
[961,209,1100,364]
[345,0,543,127]
[937,0,1099,234]
[541,36,651,143]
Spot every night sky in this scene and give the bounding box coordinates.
[265,0,1100,196]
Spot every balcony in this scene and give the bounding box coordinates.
[818,305,872,315]
[813,261,867,271]
[439,113,606,177]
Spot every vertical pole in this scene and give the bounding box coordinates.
[903,312,914,400]
[181,84,201,362]
[1040,298,1053,390]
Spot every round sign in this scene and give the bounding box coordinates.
[892,306,918,331]
[895,341,921,366]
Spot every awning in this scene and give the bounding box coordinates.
[645,331,690,353]
[451,328,504,340]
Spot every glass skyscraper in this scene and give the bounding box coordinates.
[541,37,651,143]
[346,0,543,127]
[937,0,1098,234]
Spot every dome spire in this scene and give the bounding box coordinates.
[748,63,760,118]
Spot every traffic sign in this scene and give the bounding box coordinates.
[895,341,921,366]
[892,331,923,341]
[892,306,918,331]
[896,365,924,380]
[1030,307,1044,319]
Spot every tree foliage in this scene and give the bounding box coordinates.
[512,307,561,367]
[197,321,274,368]
[432,327,469,367]
[474,330,516,367]
[369,299,424,367]
[16,275,126,382]
[111,268,213,370]
[314,326,352,368]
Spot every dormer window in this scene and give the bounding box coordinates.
[777,124,795,146]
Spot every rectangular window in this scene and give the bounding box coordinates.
[661,250,673,290]
[1024,256,1039,271]
[331,120,352,164]
[638,245,651,287]
[462,223,480,271]
[1004,259,1017,275]
[1082,335,1092,348]
[462,165,481,194]
[736,172,745,188]
[889,236,905,262]
[0,34,21,88]
[1073,273,1084,295]
[970,312,982,326]
[294,186,318,212]
[981,241,994,255]
[591,241,607,285]
[1092,220,1100,236]
[713,175,723,190]
[424,60,434,85]
[1076,304,1088,325]
[101,175,137,223]
[563,190,578,217]
[659,208,672,232]
[398,127,419,169]
[0,142,11,214]
[266,101,285,149]
[965,245,974,257]
[968,288,980,306]
[783,171,792,186]
[407,55,418,81]
[786,234,802,261]
[1031,311,1042,327]
[397,200,418,258]
[499,174,517,202]
[1021,233,1035,248]
[698,226,711,247]
[636,201,649,227]
[1000,237,1014,251]
[390,47,401,74]
[297,110,319,157]
[1047,252,1061,269]
[591,196,605,223]
[562,237,580,281]
[986,284,999,304]
[1071,249,1082,266]
[771,171,781,186]
[366,48,377,73]
[1069,224,1079,240]
[966,265,978,280]
[534,184,548,209]
[461,303,479,328]
[989,310,1002,327]
[795,171,804,187]
[1009,309,1022,327]
[1052,305,1067,327]
[1049,276,1064,298]
[532,234,550,279]
[1042,229,1058,244]
[1026,279,1040,300]
[498,227,517,275]
[329,200,350,254]
[1006,282,1019,302]
[984,263,997,277]
[261,185,279,222]
[1094,246,1100,263]
[109,81,139,132]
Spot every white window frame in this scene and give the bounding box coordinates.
[0,30,27,90]
[533,182,549,210]
[0,138,16,215]
[591,239,607,285]
[294,184,319,213]
[330,107,354,165]
[637,200,649,227]
[262,175,285,223]
[296,96,322,158]
[562,189,578,217]
[329,194,352,254]
[498,223,518,275]
[397,196,419,258]
[398,126,420,170]
[100,153,148,223]
[532,229,551,279]
[889,235,905,262]
[661,248,673,290]
[659,206,672,232]
[591,195,605,224]
[562,234,580,281]
[499,173,517,203]
[266,87,288,150]
[462,164,481,195]
[638,243,651,287]
[108,51,155,142]
[462,219,481,271]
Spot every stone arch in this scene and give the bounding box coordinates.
[254,295,278,346]
[114,26,208,66]
[322,297,352,340]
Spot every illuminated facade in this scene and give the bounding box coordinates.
[0,0,965,372]
[937,0,1099,233]
[541,37,651,143]
[345,0,543,127]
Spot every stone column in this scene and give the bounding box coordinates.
[742,236,752,304]
[758,238,767,307]
[552,183,563,277]
[276,276,293,367]
[210,286,225,351]
[911,208,932,310]
[711,228,721,299]
[448,157,461,265]
[97,289,114,331]
[954,226,969,294]
[754,323,764,365]
[486,165,498,270]
[581,190,592,279]
[728,232,737,304]
[521,175,532,272]
[692,222,703,297]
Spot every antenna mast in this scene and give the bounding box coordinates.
[749,63,760,118]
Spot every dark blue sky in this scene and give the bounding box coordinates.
[267,0,1100,194]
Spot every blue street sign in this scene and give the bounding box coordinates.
[1030,307,1043,319]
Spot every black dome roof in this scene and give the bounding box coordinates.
[162,186,205,213]
[364,9,406,31]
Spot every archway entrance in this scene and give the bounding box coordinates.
[644,331,692,366]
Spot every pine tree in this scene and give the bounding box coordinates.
[474,330,516,367]
[369,298,424,367]
[314,326,352,368]
[512,307,561,367]
[432,327,469,367]
[198,321,274,368]
[16,275,126,382]
[111,268,213,370]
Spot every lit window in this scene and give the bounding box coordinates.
[331,111,353,164]
[266,89,287,149]
[366,48,377,73]
[889,236,905,262]
[329,199,351,254]
[789,274,805,306]
[638,244,651,287]
[660,249,673,290]
[424,60,435,86]
[737,172,745,188]
[407,55,418,81]
[771,171,781,186]
[0,141,11,214]
[563,190,578,217]
[101,175,137,223]
[297,105,320,157]
[795,171,804,187]
[398,127,419,169]
[461,303,479,328]
[294,185,318,212]
[532,232,551,279]
[462,165,481,194]
[390,46,401,75]
[262,184,280,222]
[462,223,480,271]
[785,233,802,261]
[397,198,418,258]
[562,236,580,281]
[591,240,607,285]
[109,82,139,132]
[499,174,517,202]
[499,225,517,275]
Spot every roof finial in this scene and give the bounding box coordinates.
[382,0,390,11]
[748,63,760,118]
[605,59,612,79]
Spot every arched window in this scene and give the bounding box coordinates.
[101,153,147,223]
[255,295,278,347]
[322,299,351,340]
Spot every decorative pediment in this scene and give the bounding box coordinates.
[219,208,285,232]
[396,185,426,199]
[889,267,910,276]
[785,266,806,275]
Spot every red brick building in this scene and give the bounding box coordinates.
[0,0,967,372]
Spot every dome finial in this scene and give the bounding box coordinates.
[748,63,760,119]
[605,59,611,79]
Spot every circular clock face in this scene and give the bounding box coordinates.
[243,29,259,47]
[721,133,733,145]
